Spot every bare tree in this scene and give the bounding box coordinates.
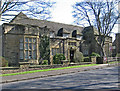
[73,0,120,56]
[0,0,55,22]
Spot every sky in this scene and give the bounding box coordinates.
[50,0,78,24]
[1,0,119,41]
[50,0,119,41]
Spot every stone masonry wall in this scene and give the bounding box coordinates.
[3,34,20,66]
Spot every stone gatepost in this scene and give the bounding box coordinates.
[91,56,96,64]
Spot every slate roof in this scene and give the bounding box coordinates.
[58,28,70,34]
[10,12,84,34]
[83,26,99,35]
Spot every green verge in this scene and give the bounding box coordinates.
[108,61,120,64]
[1,64,99,77]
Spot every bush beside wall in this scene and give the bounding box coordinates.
[0,57,8,67]
[42,60,48,65]
[53,54,66,64]
[74,51,84,63]
[90,52,100,57]
[84,57,91,62]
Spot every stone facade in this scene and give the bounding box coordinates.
[116,33,120,53]
[112,33,120,56]
[81,26,112,57]
[2,23,40,66]
[1,12,113,66]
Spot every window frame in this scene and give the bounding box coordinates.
[24,36,37,60]
[52,48,60,56]
[19,36,38,61]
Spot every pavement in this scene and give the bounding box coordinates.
[1,63,118,84]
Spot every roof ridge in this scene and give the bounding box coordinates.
[27,16,83,28]
[9,12,29,23]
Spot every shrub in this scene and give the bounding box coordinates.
[90,52,103,64]
[84,57,91,62]
[0,57,8,67]
[90,52,100,57]
[74,51,84,63]
[53,54,66,64]
[42,60,48,65]
[116,53,120,57]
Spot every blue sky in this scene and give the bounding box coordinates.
[50,0,118,41]
[1,0,119,41]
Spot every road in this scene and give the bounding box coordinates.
[2,66,120,90]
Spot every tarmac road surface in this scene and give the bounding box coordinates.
[2,66,120,90]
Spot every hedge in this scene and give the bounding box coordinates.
[53,54,66,64]
[0,57,8,67]
[90,52,100,57]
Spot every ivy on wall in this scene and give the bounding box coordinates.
[39,35,50,64]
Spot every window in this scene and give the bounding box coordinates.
[68,42,76,46]
[63,34,69,38]
[76,35,82,40]
[112,46,116,49]
[33,38,36,43]
[29,38,32,43]
[19,38,24,59]
[20,51,23,59]
[25,51,28,59]
[25,43,28,50]
[33,44,36,50]
[50,32,54,38]
[29,43,32,50]
[24,37,37,60]
[52,48,59,55]
[33,51,36,59]
[20,43,23,49]
[83,49,88,55]
[25,38,28,42]
[19,37,37,60]
[20,38,23,42]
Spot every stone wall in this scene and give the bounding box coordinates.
[104,37,112,57]
[50,37,81,64]
[81,27,100,56]
[82,26,112,57]
[116,33,120,54]
[50,38,64,64]
[3,34,20,66]
[2,24,40,66]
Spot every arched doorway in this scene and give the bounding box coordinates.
[70,48,75,62]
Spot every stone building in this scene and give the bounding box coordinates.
[112,33,120,56]
[1,12,112,66]
[80,26,112,57]
[115,33,120,54]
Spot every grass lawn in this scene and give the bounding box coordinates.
[0,64,99,77]
[108,61,120,64]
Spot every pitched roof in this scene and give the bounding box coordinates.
[83,26,99,35]
[59,28,70,34]
[10,12,84,34]
[10,12,29,23]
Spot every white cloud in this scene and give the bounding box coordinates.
[50,0,78,24]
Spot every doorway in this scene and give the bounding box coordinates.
[70,50,74,62]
